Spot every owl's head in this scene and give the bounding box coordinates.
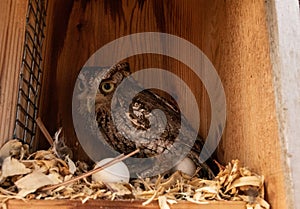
[74,62,131,114]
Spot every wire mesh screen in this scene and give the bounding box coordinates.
[13,0,47,146]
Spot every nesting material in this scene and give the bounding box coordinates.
[0,138,269,209]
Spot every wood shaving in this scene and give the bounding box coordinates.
[0,139,270,209]
[158,196,170,209]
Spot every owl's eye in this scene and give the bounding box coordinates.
[101,82,114,93]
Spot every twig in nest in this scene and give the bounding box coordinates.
[214,160,225,171]
[36,117,54,146]
[41,148,140,191]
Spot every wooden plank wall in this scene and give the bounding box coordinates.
[0,0,28,145]
[38,1,289,208]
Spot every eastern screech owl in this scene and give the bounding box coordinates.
[74,62,217,179]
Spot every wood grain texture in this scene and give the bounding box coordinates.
[212,2,288,209]
[6,199,246,209]
[0,0,28,145]
[38,1,288,208]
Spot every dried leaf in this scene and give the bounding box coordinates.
[0,140,23,163]
[52,128,73,159]
[47,173,63,184]
[66,156,76,174]
[106,182,132,196]
[15,171,60,197]
[0,157,31,181]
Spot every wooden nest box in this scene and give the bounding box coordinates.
[1,0,299,208]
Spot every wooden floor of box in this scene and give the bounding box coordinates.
[6,200,246,209]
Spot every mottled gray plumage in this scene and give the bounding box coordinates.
[74,62,217,179]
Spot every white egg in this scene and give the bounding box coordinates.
[92,158,130,183]
[172,157,196,176]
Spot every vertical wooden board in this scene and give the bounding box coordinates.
[211,1,288,209]
[0,0,28,145]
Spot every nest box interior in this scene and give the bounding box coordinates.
[1,0,287,208]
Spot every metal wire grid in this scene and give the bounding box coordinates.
[13,0,47,146]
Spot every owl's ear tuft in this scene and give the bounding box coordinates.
[117,62,130,72]
[116,62,131,77]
